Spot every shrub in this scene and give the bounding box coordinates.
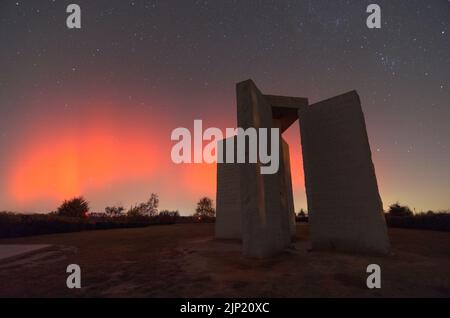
[194,197,215,220]
[0,212,152,239]
[57,197,89,218]
[155,210,180,224]
[386,211,450,232]
[127,193,159,217]
[105,205,125,217]
[297,209,308,222]
[388,202,413,217]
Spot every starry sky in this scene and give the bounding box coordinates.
[0,0,449,214]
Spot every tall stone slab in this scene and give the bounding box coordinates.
[236,80,292,258]
[298,91,390,254]
[215,165,241,239]
[215,137,241,239]
[215,137,296,242]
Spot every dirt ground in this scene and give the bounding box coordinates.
[0,223,449,297]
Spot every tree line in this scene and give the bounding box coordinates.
[55,194,216,221]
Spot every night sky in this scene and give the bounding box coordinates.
[0,0,449,214]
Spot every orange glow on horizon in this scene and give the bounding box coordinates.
[9,127,164,205]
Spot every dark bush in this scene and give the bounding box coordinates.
[386,212,450,232]
[194,197,215,219]
[387,202,413,217]
[0,212,153,239]
[296,209,309,223]
[105,205,125,217]
[156,210,180,225]
[57,197,89,218]
[296,215,309,223]
[127,194,159,217]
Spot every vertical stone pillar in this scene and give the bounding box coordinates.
[237,80,292,258]
[299,91,390,254]
[215,137,242,239]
